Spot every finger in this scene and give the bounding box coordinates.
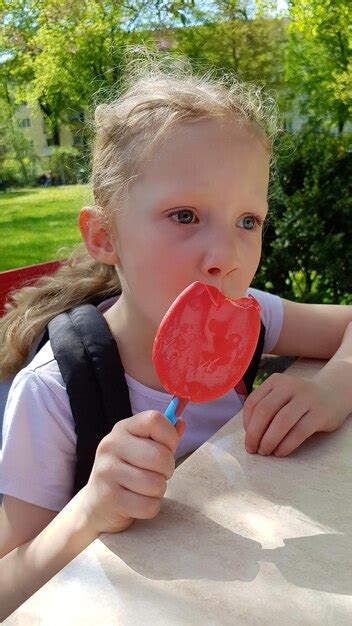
[273,411,317,457]
[115,460,167,499]
[115,435,175,479]
[243,378,275,430]
[245,387,292,454]
[257,399,309,456]
[124,411,181,454]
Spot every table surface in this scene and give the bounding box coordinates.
[5,359,352,626]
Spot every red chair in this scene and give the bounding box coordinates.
[0,260,61,316]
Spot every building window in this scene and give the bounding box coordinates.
[19,118,31,128]
[46,137,55,147]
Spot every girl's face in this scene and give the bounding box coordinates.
[112,117,270,330]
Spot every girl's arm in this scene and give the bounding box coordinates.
[243,300,352,457]
[0,497,57,558]
[271,299,352,361]
[0,410,184,621]
[0,489,100,621]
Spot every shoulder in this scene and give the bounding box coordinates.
[10,340,68,405]
[4,340,74,445]
[1,341,76,510]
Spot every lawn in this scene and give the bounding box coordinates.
[0,185,92,271]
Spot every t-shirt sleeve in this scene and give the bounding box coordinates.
[248,287,284,353]
[0,365,76,511]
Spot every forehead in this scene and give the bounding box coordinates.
[128,118,270,206]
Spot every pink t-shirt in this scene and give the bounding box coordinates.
[0,288,283,511]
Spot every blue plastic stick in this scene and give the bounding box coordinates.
[164,396,188,425]
[164,397,179,425]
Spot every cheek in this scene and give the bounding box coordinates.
[252,235,263,264]
[238,227,262,251]
[238,234,262,280]
[250,238,262,273]
[119,243,191,319]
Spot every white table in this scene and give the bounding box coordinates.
[5,359,352,625]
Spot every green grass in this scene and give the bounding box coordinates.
[0,185,92,271]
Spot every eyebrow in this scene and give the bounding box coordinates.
[156,196,269,214]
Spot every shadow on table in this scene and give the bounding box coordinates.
[102,500,261,583]
[101,499,352,596]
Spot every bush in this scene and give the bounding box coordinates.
[0,160,22,188]
[48,146,88,185]
[254,126,352,304]
[0,157,39,189]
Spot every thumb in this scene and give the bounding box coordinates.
[175,416,186,440]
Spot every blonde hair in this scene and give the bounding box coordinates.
[0,53,280,379]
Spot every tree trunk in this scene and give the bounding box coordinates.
[3,80,28,184]
[38,100,61,145]
[52,122,60,146]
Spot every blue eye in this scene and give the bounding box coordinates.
[237,215,262,230]
[169,209,198,224]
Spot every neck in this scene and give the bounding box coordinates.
[103,294,165,392]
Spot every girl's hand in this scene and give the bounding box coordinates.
[81,411,185,535]
[243,373,347,457]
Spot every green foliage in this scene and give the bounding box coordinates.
[48,146,86,185]
[0,0,286,137]
[0,75,40,187]
[0,156,38,188]
[0,1,139,142]
[0,0,196,140]
[0,160,23,188]
[285,0,351,133]
[173,16,286,98]
[254,126,352,304]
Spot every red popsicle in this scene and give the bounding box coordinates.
[152,282,261,424]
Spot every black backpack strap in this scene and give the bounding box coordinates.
[48,304,132,495]
[234,321,266,397]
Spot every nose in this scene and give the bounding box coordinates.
[200,226,239,279]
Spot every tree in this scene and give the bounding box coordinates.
[285,0,351,133]
[254,125,352,304]
[0,65,38,186]
[0,1,128,144]
[0,0,197,146]
[178,18,285,90]
[169,1,286,112]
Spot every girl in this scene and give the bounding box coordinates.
[1,59,352,619]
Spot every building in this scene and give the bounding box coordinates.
[14,102,84,159]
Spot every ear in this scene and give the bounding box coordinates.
[78,208,118,266]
